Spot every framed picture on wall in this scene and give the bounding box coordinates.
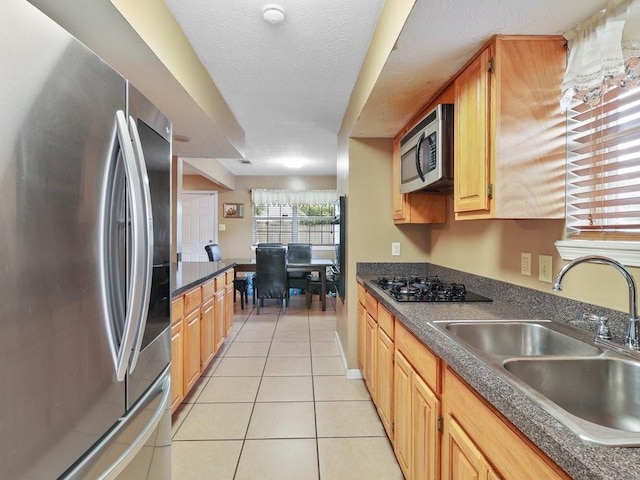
[223,203,244,218]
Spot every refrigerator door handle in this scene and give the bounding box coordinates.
[127,115,154,374]
[113,110,147,382]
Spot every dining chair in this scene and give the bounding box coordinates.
[204,244,248,309]
[286,243,312,294]
[204,243,222,262]
[254,246,288,315]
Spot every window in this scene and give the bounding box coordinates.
[251,190,338,246]
[566,85,640,240]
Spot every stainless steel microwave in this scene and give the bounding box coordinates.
[399,103,454,193]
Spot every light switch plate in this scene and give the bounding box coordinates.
[219,224,226,231]
[539,255,553,283]
[392,242,400,256]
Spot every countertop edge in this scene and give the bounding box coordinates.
[171,261,236,297]
[358,275,640,480]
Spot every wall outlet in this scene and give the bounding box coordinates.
[539,255,553,283]
[392,242,401,256]
[521,253,532,276]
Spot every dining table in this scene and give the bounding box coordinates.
[227,258,335,311]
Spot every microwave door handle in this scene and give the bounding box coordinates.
[415,132,426,181]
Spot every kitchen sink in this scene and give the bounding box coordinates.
[504,357,640,446]
[438,320,601,357]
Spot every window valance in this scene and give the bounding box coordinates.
[251,189,337,206]
[561,0,640,109]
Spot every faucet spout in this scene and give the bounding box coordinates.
[553,255,640,350]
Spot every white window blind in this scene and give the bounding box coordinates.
[566,85,640,238]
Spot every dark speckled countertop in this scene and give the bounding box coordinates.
[358,263,640,480]
[171,261,235,296]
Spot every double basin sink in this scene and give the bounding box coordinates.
[433,320,640,446]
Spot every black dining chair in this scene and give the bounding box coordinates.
[204,244,248,309]
[254,246,288,315]
[286,243,312,295]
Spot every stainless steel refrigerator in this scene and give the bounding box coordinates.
[0,1,172,478]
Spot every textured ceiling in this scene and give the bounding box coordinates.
[165,0,384,176]
[166,0,608,176]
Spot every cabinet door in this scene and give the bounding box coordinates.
[200,297,215,371]
[376,327,394,438]
[454,47,491,215]
[442,415,490,480]
[214,289,225,352]
[357,301,366,371]
[183,308,201,393]
[394,351,413,479]
[225,282,234,335]
[364,313,377,399]
[170,320,183,412]
[413,373,440,480]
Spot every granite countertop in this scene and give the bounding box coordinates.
[171,261,236,296]
[358,272,640,480]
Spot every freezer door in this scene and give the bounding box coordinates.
[61,367,171,480]
[0,2,127,479]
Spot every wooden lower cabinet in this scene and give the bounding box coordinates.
[183,308,201,394]
[376,327,394,438]
[200,297,215,372]
[357,290,571,480]
[225,281,234,335]
[214,287,225,352]
[394,350,440,480]
[364,313,377,399]
[170,297,184,413]
[442,367,570,480]
[442,415,501,480]
[172,268,237,414]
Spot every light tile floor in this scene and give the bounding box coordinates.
[172,294,403,479]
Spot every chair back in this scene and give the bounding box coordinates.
[255,246,287,299]
[257,243,283,247]
[287,243,312,264]
[204,244,222,262]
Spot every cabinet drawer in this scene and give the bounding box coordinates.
[171,296,184,326]
[201,279,215,301]
[395,321,439,393]
[225,268,235,285]
[365,291,378,321]
[378,304,394,339]
[214,273,226,292]
[184,287,202,315]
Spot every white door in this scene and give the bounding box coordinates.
[182,192,217,261]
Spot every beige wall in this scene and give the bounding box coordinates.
[338,138,640,371]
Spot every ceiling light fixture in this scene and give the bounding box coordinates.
[283,158,303,169]
[173,135,190,143]
[262,5,285,25]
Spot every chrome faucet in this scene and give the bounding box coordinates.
[553,255,640,350]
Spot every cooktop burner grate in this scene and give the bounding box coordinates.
[374,276,492,303]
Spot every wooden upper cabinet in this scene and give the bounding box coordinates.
[454,35,567,220]
[392,86,454,225]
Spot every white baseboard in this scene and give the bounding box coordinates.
[334,330,364,380]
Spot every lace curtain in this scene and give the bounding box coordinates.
[251,189,337,206]
[561,0,640,109]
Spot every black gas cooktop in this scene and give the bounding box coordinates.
[374,276,492,303]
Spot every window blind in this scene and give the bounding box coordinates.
[566,85,640,239]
